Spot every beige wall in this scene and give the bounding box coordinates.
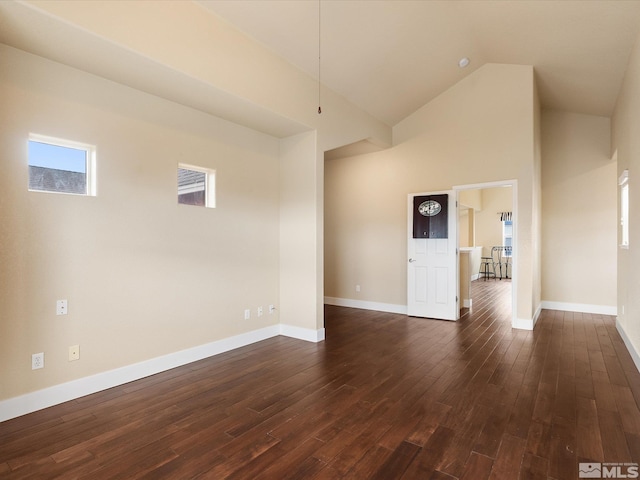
[612,29,640,359]
[279,131,323,332]
[459,209,471,248]
[0,0,394,403]
[459,189,482,210]
[533,82,542,314]
[473,187,513,258]
[0,0,392,368]
[18,0,392,147]
[541,111,616,308]
[0,45,284,399]
[325,63,539,324]
[0,41,383,403]
[459,189,481,248]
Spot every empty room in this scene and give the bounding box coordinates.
[1,1,640,478]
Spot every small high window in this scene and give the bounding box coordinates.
[28,134,96,196]
[178,164,215,208]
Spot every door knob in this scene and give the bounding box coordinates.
[409,258,416,263]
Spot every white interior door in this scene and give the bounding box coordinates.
[407,190,459,320]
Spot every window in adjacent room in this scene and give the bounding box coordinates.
[178,164,215,208]
[28,134,96,196]
[499,211,513,257]
[620,169,629,248]
[502,220,513,256]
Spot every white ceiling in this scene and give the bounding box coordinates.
[199,0,640,126]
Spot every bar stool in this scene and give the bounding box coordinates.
[490,246,512,280]
[479,253,496,280]
[500,246,512,279]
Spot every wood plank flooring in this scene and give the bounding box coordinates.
[2,280,640,479]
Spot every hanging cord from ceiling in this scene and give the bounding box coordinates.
[318,0,322,114]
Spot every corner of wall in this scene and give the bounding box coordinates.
[280,324,325,343]
[616,318,640,373]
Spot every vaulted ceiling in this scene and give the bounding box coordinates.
[2,1,640,133]
[200,0,640,125]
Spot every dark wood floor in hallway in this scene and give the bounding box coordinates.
[1,280,640,479]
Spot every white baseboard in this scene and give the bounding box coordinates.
[533,303,542,328]
[0,323,326,423]
[616,318,640,374]
[18,296,611,422]
[463,299,472,308]
[326,296,537,332]
[280,324,325,343]
[324,296,407,315]
[541,301,617,316]
[513,317,534,330]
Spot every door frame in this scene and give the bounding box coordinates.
[453,179,517,329]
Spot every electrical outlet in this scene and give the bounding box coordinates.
[356,285,361,292]
[257,306,263,317]
[269,305,275,314]
[32,352,44,370]
[69,345,80,361]
[56,299,68,315]
[244,309,251,320]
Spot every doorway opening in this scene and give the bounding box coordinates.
[455,180,516,328]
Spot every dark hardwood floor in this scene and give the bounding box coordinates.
[2,280,640,479]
